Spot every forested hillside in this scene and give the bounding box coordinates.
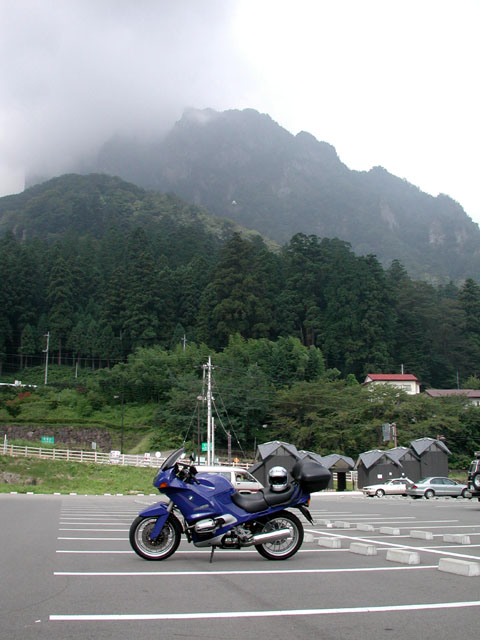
[86,107,480,284]
[2,172,480,465]
[1,173,480,388]
[0,173,252,246]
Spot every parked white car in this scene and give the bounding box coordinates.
[195,465,263,493]
[362,477,413,497]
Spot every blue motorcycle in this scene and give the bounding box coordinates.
[130,447,331,562]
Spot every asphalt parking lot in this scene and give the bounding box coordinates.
[1,492,479,640]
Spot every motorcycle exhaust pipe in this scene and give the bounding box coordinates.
[248,527,291,546]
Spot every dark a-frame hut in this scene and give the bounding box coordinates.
[301,451,355,491]
[249,441,301,486]
[355,450,405,488]
[409,438,451,478]
[387,446,422,481]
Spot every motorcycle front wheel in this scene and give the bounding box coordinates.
[130,514,182,560]
[254,510,304,560]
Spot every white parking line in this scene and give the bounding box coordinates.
[60,511,139,514]
[60,521,132,525]
[423,545,480,550]
[54,548,347,554]
[316,519,458,524]
[54,565,437,576]
[59,528,129,531]
[57,550,133,554]
[49,600,480,621]
[58,537,126,541]
[59,513,137,516]
[325,523,476,529]
[376,524,479,529]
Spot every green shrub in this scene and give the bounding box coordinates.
[87,392,105,411]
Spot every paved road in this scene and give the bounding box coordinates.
[1,492,479,639]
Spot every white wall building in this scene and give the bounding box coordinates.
[363,373,420,395]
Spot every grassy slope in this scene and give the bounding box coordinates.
[0,454,158,494]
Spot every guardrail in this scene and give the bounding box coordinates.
[1,443,165,467]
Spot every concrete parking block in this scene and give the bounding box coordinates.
[304,533,314,543]
[386,548,420,565]
[379,527,401,535]
[333,521,351,528]
[356,523,375,532]
[317,537,342,549]
[350,542,377,556]
[438,558,480,577]
[443,533,471,544]
[317,519,331,526]
[410,529,434,540]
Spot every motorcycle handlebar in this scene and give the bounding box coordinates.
[176,460,199,483]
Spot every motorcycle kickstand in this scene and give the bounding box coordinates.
[209,546,215,563]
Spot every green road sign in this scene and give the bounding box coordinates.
[201,442,211,452]
[41,436,54,444]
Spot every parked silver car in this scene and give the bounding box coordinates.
[362,477,413,497]
[406,477,470,499]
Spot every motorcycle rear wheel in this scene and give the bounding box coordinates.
[130,514,181,560]
[254,510,304,560]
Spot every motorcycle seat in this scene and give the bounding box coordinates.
[231,491,268,513]
[231,485,296,513]
[263,485,296,507]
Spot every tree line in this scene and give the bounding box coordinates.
[2,337,478,468]
[96,338,480,468]
[1,226,480,388]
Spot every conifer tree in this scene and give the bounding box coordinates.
[210,233,274,345]
[47,255,75,364]
[18,324,37,368]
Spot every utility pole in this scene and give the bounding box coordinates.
[120,392,125,454]
[211,417,215,465]
[196,395,203,463]
[204,356,214,465]
[43,332,50,385]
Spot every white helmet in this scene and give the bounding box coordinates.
[268,466,289,492]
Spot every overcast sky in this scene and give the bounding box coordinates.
[1,0,479,223]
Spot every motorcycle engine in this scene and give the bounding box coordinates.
[192,513,238,537]
[194,518,217,534]
[220,525,253,548]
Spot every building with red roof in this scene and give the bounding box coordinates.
[363,373,420,395]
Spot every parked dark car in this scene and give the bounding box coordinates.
[406,477,470,499]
